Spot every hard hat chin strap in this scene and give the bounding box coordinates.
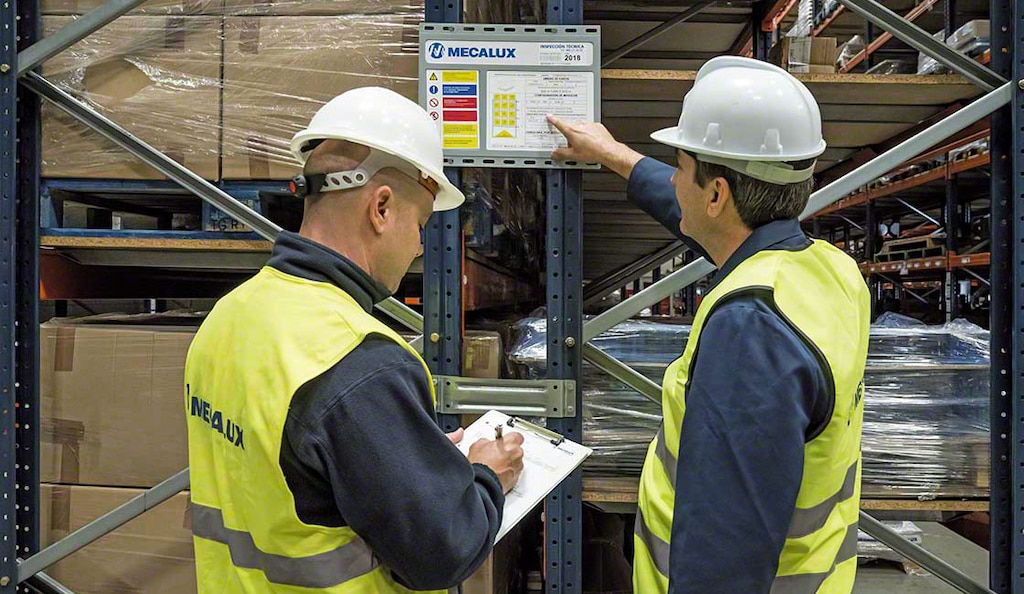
[695,153,816,185]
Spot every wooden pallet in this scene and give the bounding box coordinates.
[875,236,946,263]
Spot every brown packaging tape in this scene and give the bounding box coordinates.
[42,418,86,484]
[165,16,187,50]
[50,485,72,533]
[53,327,76,372]
[239,16,261,55]
[246,136,272,179]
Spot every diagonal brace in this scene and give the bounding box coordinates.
[18,470,190,583]
[858,512,994,594]
[582,343,662,404]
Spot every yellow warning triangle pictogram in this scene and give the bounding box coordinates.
[429,73,438,80]
[495,130,514,138]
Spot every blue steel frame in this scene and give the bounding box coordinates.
[423,0,585,589]
[16,0,42,587]
[545,2,583,593]
[0,0,20,587]
[3,0,42,591]
[988,0,1015,589]
[423,0,463,436]
[1012,0,1024,588]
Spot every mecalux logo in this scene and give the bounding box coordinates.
[427,41,518,60]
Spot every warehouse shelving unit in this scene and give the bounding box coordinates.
[1,0,1022,594]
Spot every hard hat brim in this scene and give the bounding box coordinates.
[650,126,827,162]
[290,130,466,212]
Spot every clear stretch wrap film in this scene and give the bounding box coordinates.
[508,313,990,499]
[39,3,423,180]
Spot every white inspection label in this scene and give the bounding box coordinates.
[486,71,595,152]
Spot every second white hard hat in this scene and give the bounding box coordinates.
[290,87,464,211]
[650,56,827,184]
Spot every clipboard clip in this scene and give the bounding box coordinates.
[508,416,565,446]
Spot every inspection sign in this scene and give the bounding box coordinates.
[419,24,601,169]
[426,70,480,149]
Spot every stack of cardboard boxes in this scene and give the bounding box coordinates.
[39,314,506,594]
[41,0,421,181]
[39,318,198,594]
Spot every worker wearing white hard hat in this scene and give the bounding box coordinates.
[186,87,523,594]
[550,56,870,594]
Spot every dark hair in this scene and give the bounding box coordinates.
[686,151,816,229]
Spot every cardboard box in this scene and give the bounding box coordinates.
[41,16,221,180]
[40,320,196,487]
[222,0,423,15]
[42,0,220,15]
[40,484,197,594]
[220,14,419,179]
[769,36,837,74]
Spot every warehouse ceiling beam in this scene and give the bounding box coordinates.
[17,0,148,76]
[20,72,426,336]
[601,1,715,67]
[836,0,1006,91]
[582,240,686,307]
[17,469,189,584]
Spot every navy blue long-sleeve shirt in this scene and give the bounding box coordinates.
[627,158,833,593]
[269,231,505,591]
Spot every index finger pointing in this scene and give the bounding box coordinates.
[546,113,571,135]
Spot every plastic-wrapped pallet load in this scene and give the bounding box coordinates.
[40,15,223,179]
[918,20,990,75]
[508,313,990,499]
[220,13,419,179]
[40,5,422,181]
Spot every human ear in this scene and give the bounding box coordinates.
[705,178,730,219]
[369,184,395,235]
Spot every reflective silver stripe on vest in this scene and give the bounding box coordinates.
[787,461,859,539]
[192,503,378,589]
[653,426,677,487]
[770,521,859,594]
[634,506,671,578]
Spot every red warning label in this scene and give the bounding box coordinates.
[443,97,478,109]
[444,110,478,122]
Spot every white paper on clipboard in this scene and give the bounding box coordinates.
[457,410,592,542]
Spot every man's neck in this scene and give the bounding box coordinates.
[299,222,375,279]
[699,225,753,268]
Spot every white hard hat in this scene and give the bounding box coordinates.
[291,87,464,211]
[651,56,827,184]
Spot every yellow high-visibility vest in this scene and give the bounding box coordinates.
[633,239,870,594]
[185,265,445,594]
